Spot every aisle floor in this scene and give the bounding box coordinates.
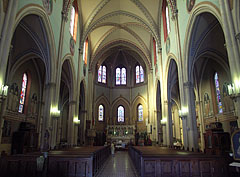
[97,151,139,177]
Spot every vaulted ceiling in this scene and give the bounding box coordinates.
[78,0,163,70]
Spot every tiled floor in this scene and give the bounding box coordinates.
[97,151,139,177]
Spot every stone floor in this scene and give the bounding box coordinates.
[96,151,139,177]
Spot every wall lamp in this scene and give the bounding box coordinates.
[179,107,188,119]
[51,106,60,118]
[73,116,80,125]
[0,84,8,102]
[227,81,240,102]
[161,117,167,125]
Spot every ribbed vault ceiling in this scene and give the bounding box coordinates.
[79,0,162,69]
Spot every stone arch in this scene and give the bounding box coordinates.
[183,1,222,83]
[15,4,56,83]
[132,95,148,124]
[111,97,130,125]
[91,22,150,59]
[91,39,151,72]
[94,95,110,124]
[61,54,77,102]
[81,10,160,49]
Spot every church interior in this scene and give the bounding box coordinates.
[0,0,240,176]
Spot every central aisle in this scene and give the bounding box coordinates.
[97,151,139,177]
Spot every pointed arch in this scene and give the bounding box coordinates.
[182,2,222,83]
[61,54,77,102]
[15,4,56,83]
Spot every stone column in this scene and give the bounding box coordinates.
[147,69,156,142]
[0,0,18,84]
[196,100,205,151]
[40,83,55,151]
[219,0,240,126]
[184,82,198,151]
[87,70,93,128]
[163,100,172,146]
[67,101,76,146]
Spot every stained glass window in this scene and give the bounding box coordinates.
[121,68,126,85]
[83,38,88,64]
[214,72,223,114]
[98,65,107,83]
[19,73,28,113]
[118,106,124,122]
[140,66,144,82]
[116,67,127,85]
[166,5,170,35]
[136,65,144,84]
[116,68,121,85]
[136,66,140,83]
[69,6,75,36]
[69,1,78,41]
[98,65,102,82]
[102,66,106,83]
[98,104,104,121]
[138,104,143,121]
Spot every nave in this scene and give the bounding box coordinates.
[97,151,138,177]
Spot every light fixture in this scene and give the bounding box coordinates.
[161,117,167,125]
[0,84,8,101]
[51,106,60,118]
[73,116,80,125]
[179,107,188,119]
[227,80,240,101]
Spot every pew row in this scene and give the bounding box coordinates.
[129,146,233,177]
[0,145,110,177]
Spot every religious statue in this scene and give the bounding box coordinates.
[204,93,210,116]
[222,83,234,112]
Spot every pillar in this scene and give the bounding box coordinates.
[184,81,198,151]
[67,101,76,146]
[219,0,240,127]
[40,83,55,151]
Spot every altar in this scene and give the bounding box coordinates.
[107,125,135,144]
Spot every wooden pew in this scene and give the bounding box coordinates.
[47,146,110,177]
[0,145,110,177]
[129,146,233,177]
[0,153,41,177]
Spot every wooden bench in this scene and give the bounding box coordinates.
[0,145,110,177]
[48,146,110,177]
[129,146,234,177]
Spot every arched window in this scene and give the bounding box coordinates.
[18,73,28,113]
[118,106,124,122]
[166,5,170,35]
[162,0,170,42]
[69,0,78,41]
[102,66,106,83]
[136,66,140,83]
[98,65,107,83]
[136,65,144,84]
[98,104,104,121]
[116,67,127,85]
[140,66,144,82]
[214,72,223,113]
[121,68,126,85]
[83,38,88,65]
[138,104,143,121]
[98,65,102,82]
[116,68,121,85]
